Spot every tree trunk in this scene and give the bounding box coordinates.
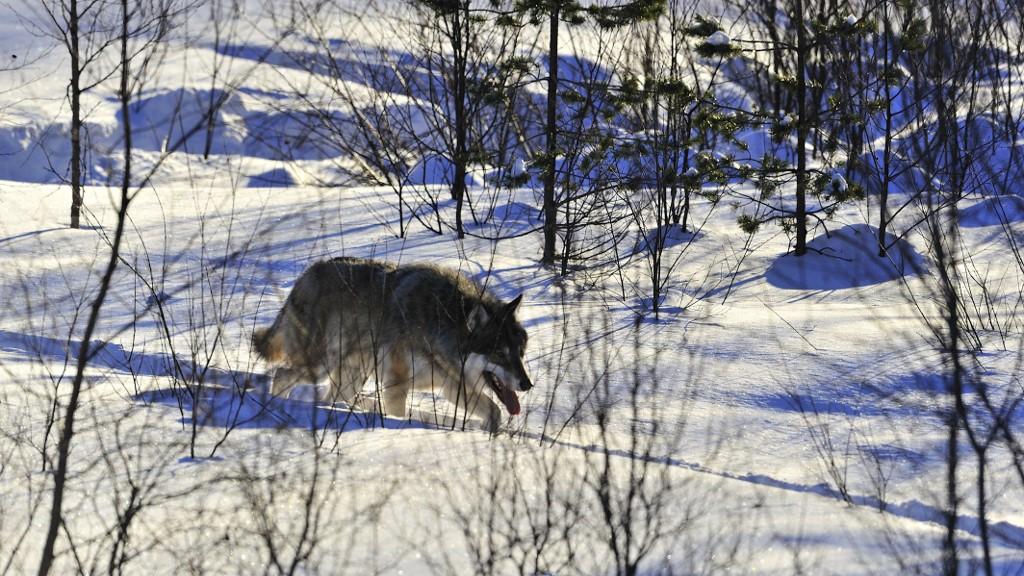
[452,4,467,239]
[878,1,892,257]
[69,0,82,229]
[929,4,962,572]
[793,0,808,256]
[203,1,220,159]
[764,0,783,112]
[542,6,559,264]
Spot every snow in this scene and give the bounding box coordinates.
[0,4,1022,575]
[510,156,527,177]
[705,31,731,47]
[735,126,797,165]
[2,179,1020,574]
[248,167,295,188]
[404,154,484,187]
[959,195,1024,227]
[698,148,727,162]
[704,30,729,46]
[830,172,849,193]
[848,149,930,198]
[765,223,925,290]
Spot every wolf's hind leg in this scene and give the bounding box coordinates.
[270,367,304,398]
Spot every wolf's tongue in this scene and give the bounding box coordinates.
[497,387,521,416]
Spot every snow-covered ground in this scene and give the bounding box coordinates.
[1,2,1023,574]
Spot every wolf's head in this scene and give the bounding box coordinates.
[465,294,531,415]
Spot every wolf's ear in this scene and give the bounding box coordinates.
[467,303,490,332]
[504,294,522,316]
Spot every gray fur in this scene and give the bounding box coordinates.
[252,257,532,431]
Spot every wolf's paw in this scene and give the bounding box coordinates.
[289,383,325,403]
[245,375,272,397]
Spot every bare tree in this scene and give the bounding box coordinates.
[618,0,734,317]
[28,0,295,568]
[913,3,1024,572]
[37,0,154,565]
[26,0,123,228]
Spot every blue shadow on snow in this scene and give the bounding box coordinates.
[136,385,435,433]
[0,329,435,433]
[767,224,926,290]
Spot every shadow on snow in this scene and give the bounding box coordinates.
[767,224,926,290]
[135,384,440,433]
[0,329,452,433]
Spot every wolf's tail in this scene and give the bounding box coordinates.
[252,320,286,363]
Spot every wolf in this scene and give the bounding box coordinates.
[251,257,532,431]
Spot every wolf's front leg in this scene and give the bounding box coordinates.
[380,351,412,418]
[377,383,406,417]
[445,380,503,433]
[476,398,503,434]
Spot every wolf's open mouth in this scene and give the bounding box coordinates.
[483,371,521,416]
